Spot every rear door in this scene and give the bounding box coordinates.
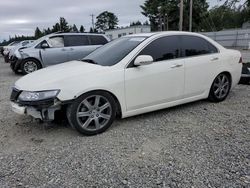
[40,36,69,66]
[65,35,94,61]
[89,35,108,46]
[181,35,220,97]
[84,35,108,56]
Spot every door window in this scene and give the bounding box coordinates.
[137,36,181,62]
[89,35,108,45]
[21,41,29,46]
[47,36,64,48]
[181,35,218,57]
[64,35,89,47]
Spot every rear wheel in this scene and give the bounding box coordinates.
[21,59,41,75]
[67,91,116,135]
[208,73,231,102]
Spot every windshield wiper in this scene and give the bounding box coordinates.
[82,59,98,65]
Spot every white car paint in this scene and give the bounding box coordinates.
[13,31,242,119]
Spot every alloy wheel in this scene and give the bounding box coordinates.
[76,95,112,131]
[213,74,230,99]
[23,61,38,74]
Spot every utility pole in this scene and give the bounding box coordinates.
[189,0,193,32]
[90,14,95,30]
[158,6,162,31]
[179,0,184,31]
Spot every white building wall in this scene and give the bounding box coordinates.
[202,29,250,49]
[105,25,151,40]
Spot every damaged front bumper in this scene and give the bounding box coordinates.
[10,88,63,121]
[10,100,62,121]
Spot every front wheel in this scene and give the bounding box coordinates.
[208,73,231,102]
[67,91,116,135]
[21,59,41,75]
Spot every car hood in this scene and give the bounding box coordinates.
[15,60,108,91]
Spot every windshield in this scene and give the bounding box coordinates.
[29,35,48,48]
[9,41,20,46]
[25,41,34,47]
[82,36,147,66]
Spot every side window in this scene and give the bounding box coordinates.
[47,36,64,48]
[65,35,89,47]
[89,35,108,45]
[35,40,48,49]
[181,35,218,57]
[22,41,29,46]
[207,42,218,54]
[137,36,181,62]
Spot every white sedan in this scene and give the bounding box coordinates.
[10,32,242,135]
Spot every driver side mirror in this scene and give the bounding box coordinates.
[134,55,153,67]
[41,42,49,49]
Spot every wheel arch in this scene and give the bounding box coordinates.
[209,71,232,89]
[74,89,123,118]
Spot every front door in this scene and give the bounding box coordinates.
[125,36,185,111]
[41,36,69,66]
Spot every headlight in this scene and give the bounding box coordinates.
[18,90,60,101]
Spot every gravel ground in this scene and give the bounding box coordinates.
[0,57,249,188]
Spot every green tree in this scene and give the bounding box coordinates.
[130,21,142,26]
[89,27,97,33]
[72,24,79,32]
[44,27,51,35]
[220,0,249,7]
[95,11,119,32]
[59,17,70,32]
[202,3,250,32]
[143,20,150,25]
[52,23,60,32]
[141,0,209,31]
[34,27,43,39]
[79,25,85,33]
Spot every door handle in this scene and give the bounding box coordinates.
[211,57,219,61]
[61,49,67,51]
[70,48,74,51]
[171,64,183,68]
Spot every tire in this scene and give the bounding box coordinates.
[21,59,41,75]
[10,61,19,74]
[4,55,9,63]
[67,91,116,135]
[239,77,250,85]
[208,73,231,102]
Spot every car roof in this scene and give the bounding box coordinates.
[123,33,156,38]
[123,31,207,38]
[47,32,105,37]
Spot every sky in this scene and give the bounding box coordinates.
[0,0,245,42]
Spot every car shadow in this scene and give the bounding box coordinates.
[112,99,210,129]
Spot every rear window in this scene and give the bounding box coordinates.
[65,35,89,47]
[181,35,218,57]
[89,35,108,45]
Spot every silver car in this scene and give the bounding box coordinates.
[8,40,34,62]
[11,33,109,74]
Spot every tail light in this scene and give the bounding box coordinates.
[239,57,243,64]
